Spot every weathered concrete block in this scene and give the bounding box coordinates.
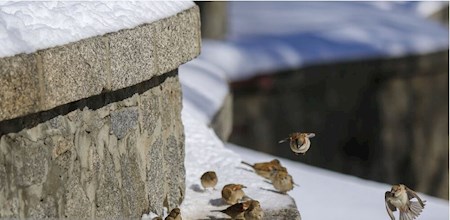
[154,6,201,74]
[147,136,165,216]
[0,73,186,218]
[39,38,108,110]
[110,107,139,140]
[109,25,156,91]
[0,6,201,122]
[0,54,40,121]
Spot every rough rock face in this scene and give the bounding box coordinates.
[0,72,184,218]
[0,5,200,218]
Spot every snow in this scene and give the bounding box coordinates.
[176,3,449,219]
[179,56,229,125]
[227,143,449,220]
[178,110,295,219]
[2,1,445,219]
[217,2,449,81]
[0,1,194,58]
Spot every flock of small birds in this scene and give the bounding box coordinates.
[152,132,426,220]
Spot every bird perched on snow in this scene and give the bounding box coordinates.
[385,184,426,220]
[244,200,264,220]
[222,184,247,205]
[271,170,295,194]
[200,171,218,190]
[165,207,182,220]
[212,200,251,220]
[279,132,315,155]
[241,159,287,180]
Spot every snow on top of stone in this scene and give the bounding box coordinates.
[220,2,449,81]
[0,1,194,58]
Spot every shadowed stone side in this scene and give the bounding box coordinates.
[0,72,185,218]
[0,6,201,122]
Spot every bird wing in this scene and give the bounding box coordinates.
[405,187,425,208]
[385,191,396,220]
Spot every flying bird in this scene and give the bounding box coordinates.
[279,132,315,155]
[385,184,426,220]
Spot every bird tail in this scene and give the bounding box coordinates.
[241,161,253,168]
[278,137,289,143]
[399,201,425,220]
[210,210,225,213]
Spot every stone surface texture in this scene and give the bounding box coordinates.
[0,6,200,121]
[0,5,200,219]
[0,72,185,218]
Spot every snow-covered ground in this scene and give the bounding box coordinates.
[227,143,449,220]
[179,110,297,219]
[0,1,447,219]
[176,2,449,219]
[0,1,194,57]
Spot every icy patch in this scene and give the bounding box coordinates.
[179,110,295,219]
[0,1,194,57]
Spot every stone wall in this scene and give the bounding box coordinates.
[0,6,200,218]
[230,50,449,199]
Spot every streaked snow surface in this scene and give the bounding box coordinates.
[0,1,194,57]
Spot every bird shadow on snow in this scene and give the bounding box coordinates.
[198,216,228,220]
[235,166,254,173]
[189,184,204,193]
[263,180,272,185]
[209,198,228,207]
[259,187,286,195]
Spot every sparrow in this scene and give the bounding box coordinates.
[212,200,251,220]
[279,132,315,155]
[222,184,247,205]
[385,184,426,220]
[200,171,218,190]
[165,207,182,220]
[241,159,287,180]
[271,170,295,194]
[244,200,264,220]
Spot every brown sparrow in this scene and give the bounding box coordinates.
[241,159,287,180]
[385,184,426,220]
[222,184,247,205]
[165,207,182,220]
[200,171,218,190]
[279,132,315,155]
[212,200,251,220]
[271,170,295,194]
[244,200,264,220]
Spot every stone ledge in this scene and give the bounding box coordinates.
[0,6,200,122]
